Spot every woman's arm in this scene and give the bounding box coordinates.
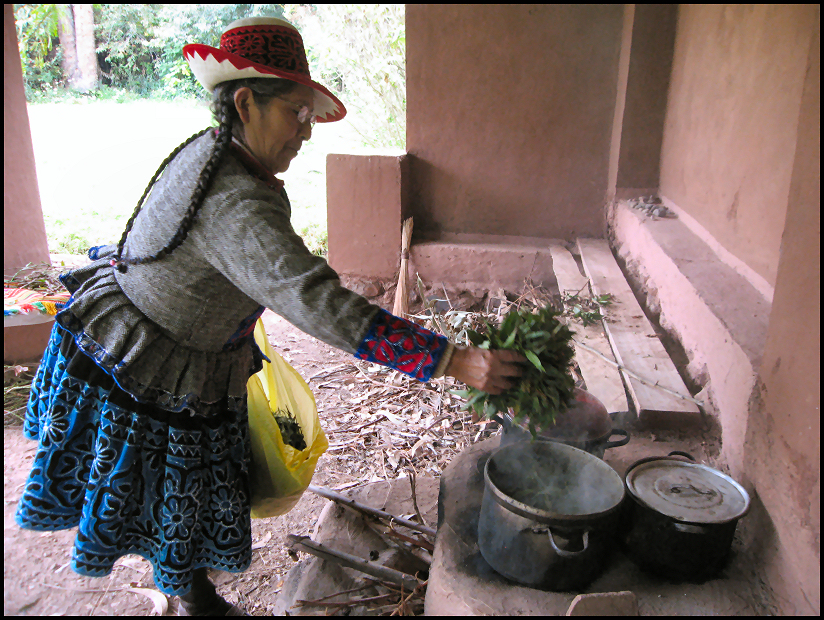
[195,181,525,389]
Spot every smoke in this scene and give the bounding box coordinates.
[488,443,623,516]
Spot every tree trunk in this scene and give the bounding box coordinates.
[55,5,80,89]
[71,3,98,92]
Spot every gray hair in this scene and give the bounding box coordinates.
[210,78,300,129]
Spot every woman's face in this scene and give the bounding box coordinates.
[234,84,314,174]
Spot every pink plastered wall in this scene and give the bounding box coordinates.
[659,5,817,287]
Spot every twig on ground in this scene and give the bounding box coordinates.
[286,535,422,591]
[294,592,396,609]
[307,364,351,382]
[388,521,434,553]
[307,485,437,537]
[390,579,427,616]
[292,582,375,605]
[405,465,427,531]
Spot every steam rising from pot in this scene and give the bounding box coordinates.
[488,443,624,517]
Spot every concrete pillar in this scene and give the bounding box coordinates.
[4,3,50,275]
[608,4,678,200]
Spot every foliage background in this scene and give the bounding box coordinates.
[14,4,406,149]
[14,4,406,255]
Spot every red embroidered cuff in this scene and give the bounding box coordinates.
[354,309,449,382]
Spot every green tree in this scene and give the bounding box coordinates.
[15,3,98,95]
[14,3,61,95]
[151,4,287,99]
[287,4,406,149]
[94,4,164,95]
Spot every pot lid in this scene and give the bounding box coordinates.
[626,459,750,524]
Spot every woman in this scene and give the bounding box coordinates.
[15,17,524,616]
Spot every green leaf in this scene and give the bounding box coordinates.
[468,389,486,402]
[524,351,545,372]
[466,330,486,346]
[525,331,549,340]
[501,327,518,349]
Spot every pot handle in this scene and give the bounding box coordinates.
[492,413,512,430]
[668,451,696,462]
[673,522,709,535]
[603,428,630,449]
[546,528,590,558]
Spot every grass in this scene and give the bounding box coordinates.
[27,97,373,258]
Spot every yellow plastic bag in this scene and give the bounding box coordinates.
[247,318,328,518]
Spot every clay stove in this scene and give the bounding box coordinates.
[425,432,761,616]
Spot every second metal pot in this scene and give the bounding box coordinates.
[621,452,751,582]
[496,388,630,459]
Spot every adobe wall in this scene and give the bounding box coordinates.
[659,5,817,288]
[405,4,624,241]
[742,15,820,614]
[4,3,51,276]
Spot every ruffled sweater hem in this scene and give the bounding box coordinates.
[56,255,263,416]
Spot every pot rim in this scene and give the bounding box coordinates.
[484,442,625,525]
[624,455,751,525]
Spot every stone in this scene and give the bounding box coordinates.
[339,274,385,299]
[362,281,382,298]
[566,591,639,616]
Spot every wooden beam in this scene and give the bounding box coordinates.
[548,242,630,414]
[577,238,700,425]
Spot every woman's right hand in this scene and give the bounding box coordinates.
[444,346,526,395]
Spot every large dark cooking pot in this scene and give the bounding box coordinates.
[496,388,629,459]
[621,452,751,582]
[478,441,625,591]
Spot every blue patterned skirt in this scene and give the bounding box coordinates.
[15,323,253,596]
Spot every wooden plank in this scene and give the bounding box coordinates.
[548,242,630,414]
[577,238,700,424]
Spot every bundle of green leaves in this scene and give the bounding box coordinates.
[274,408,307,451]
[454,305,576,436]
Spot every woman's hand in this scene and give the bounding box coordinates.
[445,346,526,395]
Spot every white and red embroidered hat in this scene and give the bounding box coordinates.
[183,17,346,123]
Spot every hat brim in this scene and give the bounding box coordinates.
[183,44,346,123]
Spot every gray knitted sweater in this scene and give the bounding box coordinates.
[56,131,390,415]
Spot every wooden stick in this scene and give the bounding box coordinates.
[307,485,437,537]
[295,593,397,609]
[393,217,414,317]
[572,338,704,406]
[405,465,428,531]
[287,535,421,591]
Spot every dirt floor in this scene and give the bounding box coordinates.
[4,306,497,616]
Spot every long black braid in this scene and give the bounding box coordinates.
[112,78,297,273]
